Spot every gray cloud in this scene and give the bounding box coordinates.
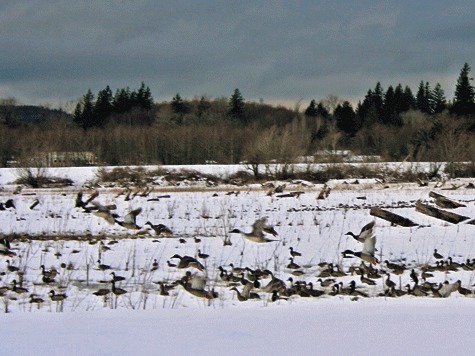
[1,1,474,108]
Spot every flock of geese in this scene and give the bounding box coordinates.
[0,186,474,310]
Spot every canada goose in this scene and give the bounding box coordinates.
[260,270,287,294]
[384,260,406,273]
[230,287,248,301]
[289,247,302,257]
[11,280,28,294]
[317,278,336,287]
[92,202,118,225]
[145,221,173,236]
[385,272,396,289]
[345,221,375,243]
[92,288,111,296]
[29,294,44,305]
[49,290,67,301]
[197,249,209,259]
[229,263,245,274]
[6,260,20,272]
[154,281,175,296]
[97,260,111,271]
[360,272,377,286]
[287,258,301,270]
[433,249,443,260]
[229,217,279,243]
[0,238,16,257]
[41,265,59,279]
[437,280,461,298]
[341,234,378,265]
[305,282,325,297]
[115,208,142,230]
[110,272,126,282]
[151,259,159,271]
[410,269,419,285]
[176,275,218,299]
[111,280,127,296]
[171,254,205,271]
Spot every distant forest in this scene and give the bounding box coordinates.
[0,63,474,169]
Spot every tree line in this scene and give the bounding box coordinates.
[0,63,474,168]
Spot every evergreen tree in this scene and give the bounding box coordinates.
[77,89,95,129]
[334,101,359,135]
[113,88,132,114]
[451,62,475,116]
[94,86,113,126]
[416,81,432,114]
[305,99,318,117]
[316,102,329,119]
[73,102,82,127]
[228,88,246,123]
[432,83,446,114]
[135,82,153,110]
[171,93,189,115]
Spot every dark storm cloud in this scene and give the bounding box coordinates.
[1,1,474,107]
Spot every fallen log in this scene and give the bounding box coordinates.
[370,207,419,227]
[429,191,466,209]
[415,200,470,224]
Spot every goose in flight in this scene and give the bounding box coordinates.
[345,221,375,243]
[115,208,142,230]
[145,221,173,236]
[229,218,279,243]
[341,234,379,265]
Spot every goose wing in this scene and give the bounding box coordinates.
[359,221,375,240]
[250,218,266,237]
[123,208,142,224]
[362,234,376,256]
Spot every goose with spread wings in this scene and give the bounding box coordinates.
[341,233,379,265]
[229,217,279,243]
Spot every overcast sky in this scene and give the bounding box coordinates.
[1,1,474,109]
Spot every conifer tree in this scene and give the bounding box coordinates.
[451,62,475,116]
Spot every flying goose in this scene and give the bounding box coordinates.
[176,273,217,299]
[229,217,279,243]
[345,221,375,243]
[341,233,379,265]
[92,202,118,225]
[145,221,173,236]
[115,208,142,230]
[171,254,205,271]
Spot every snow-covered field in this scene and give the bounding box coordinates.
[1,165,474,355]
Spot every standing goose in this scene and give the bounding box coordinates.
[341,233,379,265]
[289,247,302,257]
[433,249,443,260]
[229,217,279,243]
[49,289,67,301]
[0,238,15,257]
[345,221,375,243]
[115,208,142,230]
[111,280,127,296]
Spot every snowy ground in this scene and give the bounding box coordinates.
[1,165,474,355]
